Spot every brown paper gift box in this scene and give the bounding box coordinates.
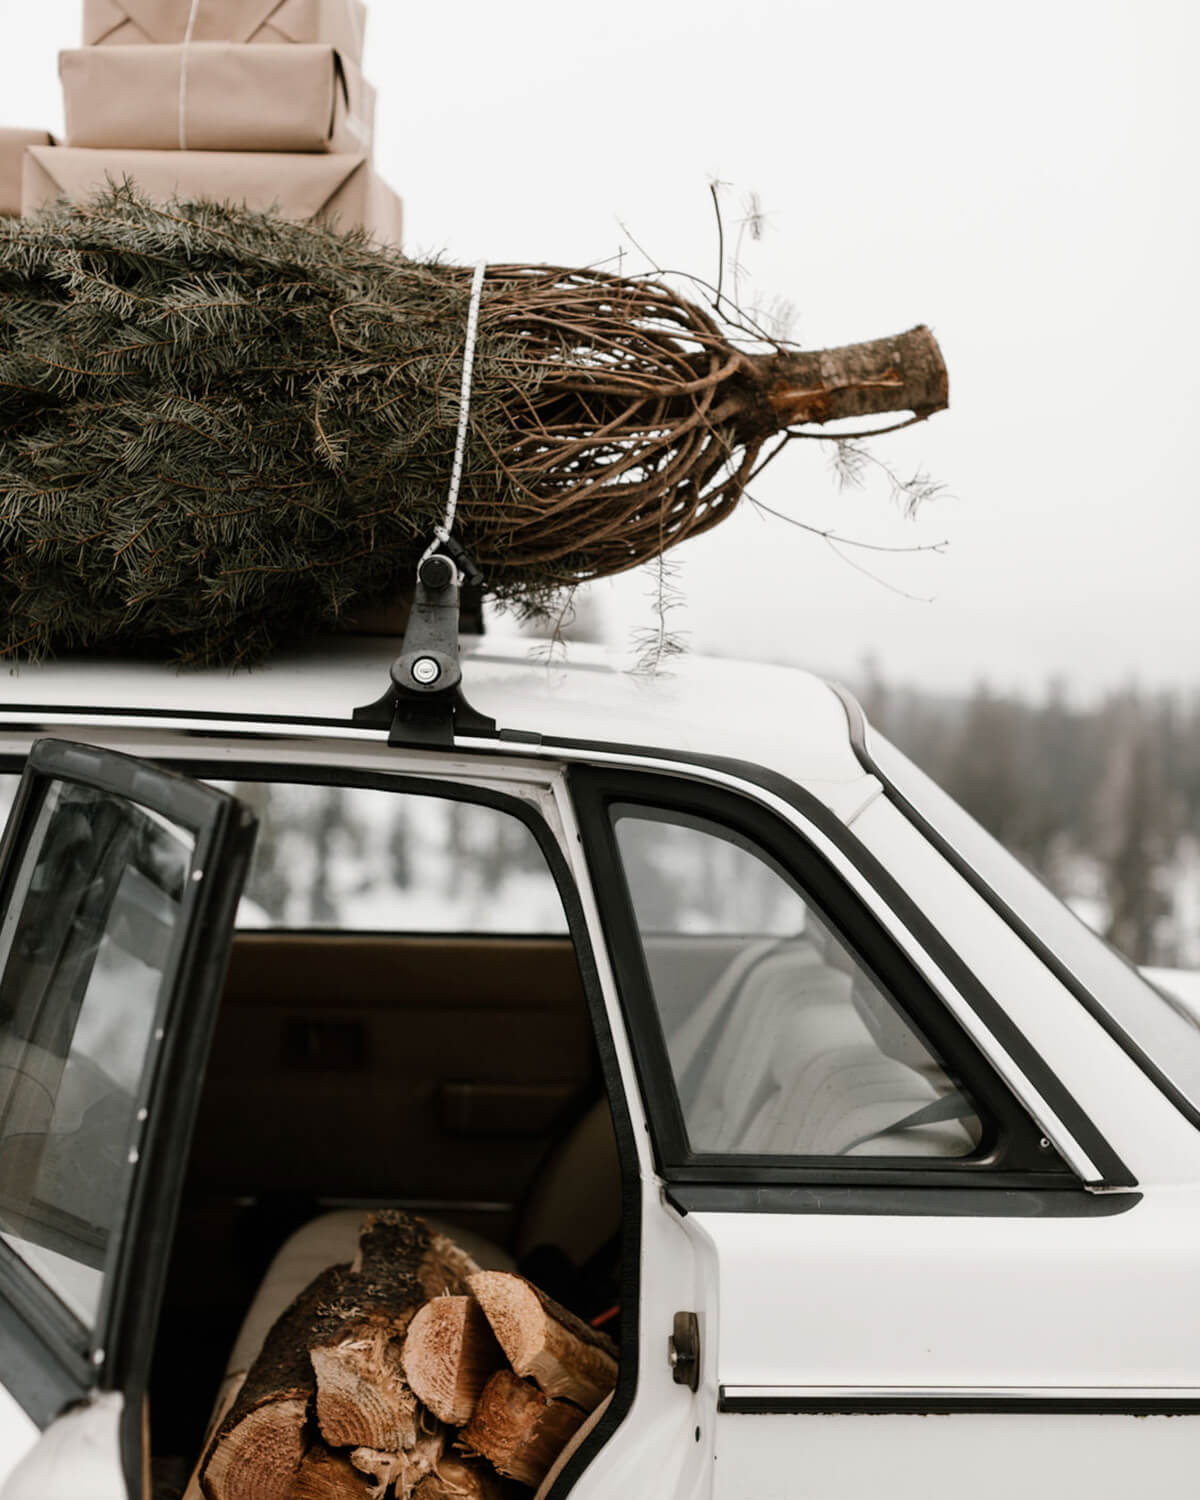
[1,129,55,216]
[83,0,366,62]
[61,44,374,154]
[21,148,402,244]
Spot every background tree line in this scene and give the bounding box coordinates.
[857,663,1200,968]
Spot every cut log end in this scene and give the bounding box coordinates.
[311,1315,419,1451]
[402,1294,506,1425]
[199,1396,309,1500]
[468,1271,617,1411]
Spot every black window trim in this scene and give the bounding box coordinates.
[569,764,1128,1193]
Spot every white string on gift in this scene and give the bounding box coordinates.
[177,0,203,150]
[420,261,487,577]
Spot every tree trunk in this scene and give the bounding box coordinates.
[754,325,948,432]
[468,1272,618,1411]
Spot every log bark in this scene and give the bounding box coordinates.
[468,1272,618,1411]
[202,1265,349,1500]
[401,1296,506,1425]
[460,1370,586,1488]
[757,325,948,432]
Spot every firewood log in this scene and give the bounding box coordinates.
[313,1214,478,1450]
[201,1265,348,1500]
[401,1296,506,1425]
[467,1272,618,1411]
[350,1427,446,1500]
[291,1446,374,1498]
[460,1370,586,1488]
[411,1455,511,1500]
[202,1213,477,1500]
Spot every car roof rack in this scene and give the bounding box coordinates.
[352,545,498,747]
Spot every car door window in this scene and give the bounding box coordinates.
[0,780,199,1325]
[612,805,984,1158]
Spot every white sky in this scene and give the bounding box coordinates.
[2,0,1197,696]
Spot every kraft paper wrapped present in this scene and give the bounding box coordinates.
[83,0,366,62]
[61,44,374,154]
[22,148,402,244]
[1,129,55,216]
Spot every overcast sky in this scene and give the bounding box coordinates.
[2,0,1197,697]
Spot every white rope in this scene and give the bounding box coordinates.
[177,0,203,150]
[421,261,487,575]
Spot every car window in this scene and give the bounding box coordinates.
[0,775,568,935]
[613,805,984,1158]
[211,781,569,934]
[871,734,1200,1121]
[0,780,196,1325]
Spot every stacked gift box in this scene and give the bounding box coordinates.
[13,0,402,242]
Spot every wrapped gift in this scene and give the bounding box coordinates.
[22,148,402,244]
[1,129,55,216]
[61,44,373,154]
[83,0,366,62]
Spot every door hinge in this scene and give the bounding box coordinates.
[669,1310,700,1391]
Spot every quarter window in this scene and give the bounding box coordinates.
[612,806,985,1158]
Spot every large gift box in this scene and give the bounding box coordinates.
[83,0,366,62]
[1,129,55,216]
[61,44,373,154]
[22,148,402,244]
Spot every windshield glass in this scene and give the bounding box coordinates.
[870,732,1200,1116]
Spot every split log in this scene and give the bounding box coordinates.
[411,1455,511,1500]
[460,1370,586,1488]
[468,1272,618,1411]
[314,1213,477,1450]
[401,1296,506,1424]
[311,1314,419,1452]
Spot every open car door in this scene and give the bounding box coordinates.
[0,740,255,1499]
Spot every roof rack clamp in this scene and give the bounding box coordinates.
[352,553,496,747]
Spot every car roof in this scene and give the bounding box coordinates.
[0,635,870,804]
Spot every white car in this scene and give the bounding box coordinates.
[0,626,1198,1500]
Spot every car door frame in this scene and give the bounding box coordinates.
[0,738,255,1496]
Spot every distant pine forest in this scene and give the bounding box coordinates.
[857,669,1200,969]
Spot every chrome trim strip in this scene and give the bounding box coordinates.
[721,1384,1200,1401]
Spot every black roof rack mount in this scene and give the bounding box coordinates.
[352,552,497,747]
